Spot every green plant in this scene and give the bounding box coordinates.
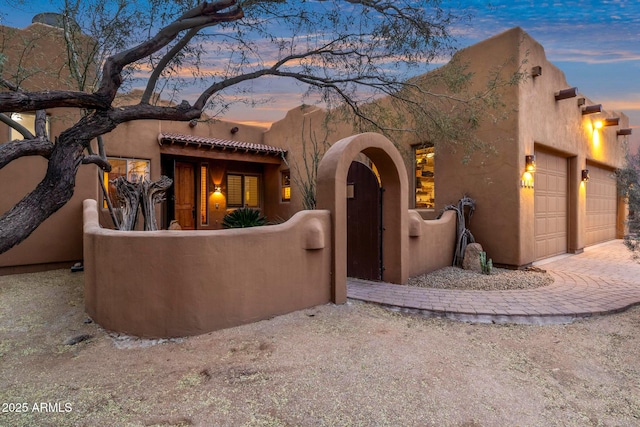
[222,208,267,229]
[479,251,493,275]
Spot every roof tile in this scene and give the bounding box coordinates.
[158,133,286,156]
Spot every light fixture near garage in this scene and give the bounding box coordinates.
[617,128,633,136]
[521,155,536,188]
[593,117,619,130]
[581,169,590,182]
[525,155,536,172]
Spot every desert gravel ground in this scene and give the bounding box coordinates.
[1,269,640,427]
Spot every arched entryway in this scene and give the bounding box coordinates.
[316,133,409,303]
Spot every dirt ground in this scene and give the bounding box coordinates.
[1,269,640,427]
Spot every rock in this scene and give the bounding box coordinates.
[462,243,484,272]
[64,334,94,346]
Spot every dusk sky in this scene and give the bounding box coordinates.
[4,0,639,146]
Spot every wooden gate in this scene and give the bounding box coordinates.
[347,161,383,281]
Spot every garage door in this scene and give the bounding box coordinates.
[535,150,568,260]
[585,164,617,246]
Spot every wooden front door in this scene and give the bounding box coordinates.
[175,162,196,229]
[347,161,383,281]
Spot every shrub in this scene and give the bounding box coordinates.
[222,207,267,229]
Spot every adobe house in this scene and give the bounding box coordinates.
[265,27,631,267]
[0,23,631,277]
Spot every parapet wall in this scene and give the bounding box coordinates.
[83,199,332,338]
[408,210,457,277]
[83,199,456,338]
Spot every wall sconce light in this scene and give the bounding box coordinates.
[531,66,542,78]
[521,172,534,188]
[189,119,198,128]
[525,155,536,172]
[554,87,578,101]
[230,126,239,134]
[603,117,619,127]
[617,128,633,136]
[214,185,222,194]
[581,169,590,182]
[577,98,585,107]
[582,104,602,115]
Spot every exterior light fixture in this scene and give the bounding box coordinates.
[521,172,534,188]
[214,185,222,194]
[230,126,239,134]
[617,129,633,136]
[603,117,619,127]
[594,120,604,130]
[577,98,586,106]
[582,104,602,115]
[531,66,542,77]
[525,155,536,172]
[554,87,578,101]
[581,169,590,182]
[189,119,198,128]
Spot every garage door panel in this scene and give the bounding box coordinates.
[585,165,616,246]
[535,150,568,260]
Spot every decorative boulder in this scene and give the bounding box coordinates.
[463,243,484,272]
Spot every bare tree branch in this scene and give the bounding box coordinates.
[81,154,112,171]
[97,1,243,102]
[0,112,34,139]
[0,137,54,170]
[0,90,110,112]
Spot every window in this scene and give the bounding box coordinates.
[415,146,435,208]
[8,112,50,141]
[281,170,291,202]
[227,174,261,208]
[103,158,150,208]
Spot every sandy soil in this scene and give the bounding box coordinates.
[1,269,639,427]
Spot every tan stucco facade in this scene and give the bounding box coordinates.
[83,129,457,337]
[1,25,629,275]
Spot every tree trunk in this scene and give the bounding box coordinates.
[140,176,173,231]
[110,175,173,231]
[0,140,83,254]
[113,176,142,231]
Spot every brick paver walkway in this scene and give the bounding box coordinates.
[347,240,640,324]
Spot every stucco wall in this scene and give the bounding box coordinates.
[515,29,627,262]
[408,210,457,277]
[83,199,332,338]
[414,27,627,267]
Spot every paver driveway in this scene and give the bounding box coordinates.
[347,240,640,324]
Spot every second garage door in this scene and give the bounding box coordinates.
[585,164,617,246]
[535,150,568,260]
